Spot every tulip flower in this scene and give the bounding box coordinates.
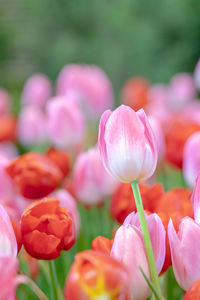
[64,250,129,300]
[111,212,165,300]
[0,88,11,116]
[46,147,71,178]
[121,77,150,111]
[73,146,118,206]
[17,106,47,147]
[21,197,75,259]
[0,115,16,142]
[194,59,200,91]
[183,131,200,187]
[51,189,80,234]
[110,182,164,224]
[56,64,114,117]
[191,174,200,223]
[92,236,113,255]
[6,153,63,199]
[165,114,200,168]
[46,96,85,149]
[183,279,200,300]
[168,73,196,110]
[21,73,52,108]
[98,105,157,183]
[0,204,17,257]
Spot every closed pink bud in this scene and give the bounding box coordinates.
[168,217,200,290]
[183,132,200,187]
[21,74,52,108]
[194,59,200,90]
[56,64,113,117]
[111,212,165,300]
[0,204,17,256]
[46,96,85,149]
[17,106,47,146]
[98,105,158,183]
[168,73,196,110]
[0,88,11,116]
[51,189,80,234]
[73,146,118,205]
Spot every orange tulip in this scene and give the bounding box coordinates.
[6,153,63,199]
[0,115,16,142]
[156,187,193,273]
[46,147,71,178]
[21,197,75,259]
[165,115,200,168]
[183,279,200,299]
[64,250,129,300]
[121,77,150,111]
[92,236,113,255]
[110,182,164,224]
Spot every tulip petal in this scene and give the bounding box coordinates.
[191,174,200,224]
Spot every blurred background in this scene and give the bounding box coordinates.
[1,0,200,97]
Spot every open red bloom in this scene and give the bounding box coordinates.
[121,77,150,111]
[183,279,200,300]
[92,236,113,255]
[64,250,129,300]
[165,115,200,168]
[21,198,75,259]
[6,153,63,199]
[111,182,164,224]
[0,115,16,142]
[46,147,71,178]
[156,187,193,274]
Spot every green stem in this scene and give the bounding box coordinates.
[131,181,162,299]
[48,260,58,300]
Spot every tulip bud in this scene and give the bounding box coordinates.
[6,153,63,199]
[111,212,165,300]
[98,105,157,183]
[21,198,76,259]
[168,217,200,291]
[183,279,200,300]
[46,147,71,178]
[73,146,118,206]
[21,73,52,108]
[46,96,85,150]
[17,106,47,146]
[64,250,129,300]
[92,236,113,255]
[183,132,200,187]
[56,64,114,117]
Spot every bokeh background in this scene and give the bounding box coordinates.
[1,0,200,97]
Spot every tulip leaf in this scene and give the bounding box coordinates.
[139,266,160,300]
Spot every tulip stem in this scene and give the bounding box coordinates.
[131,181,162,299]
[48,260,59,300]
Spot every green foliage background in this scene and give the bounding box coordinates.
[1,0,200,96]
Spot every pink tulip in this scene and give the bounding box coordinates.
[0,256,19,300]
[191,174,200,223]
[21,73,52,108]
[46,96,85,149]
[168,217,200,291]
[17,106,47,146]
[0,204,17,256]
[98,105,158,183]
[56,64,113,117]
[183,131,200,187]
[111,212,165,300]
[51,189,80,234]
[194,59,200,90]
[168,73,196,110]
[0,88,11,116]
[148,116,166,162]
[73,146,118,205]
